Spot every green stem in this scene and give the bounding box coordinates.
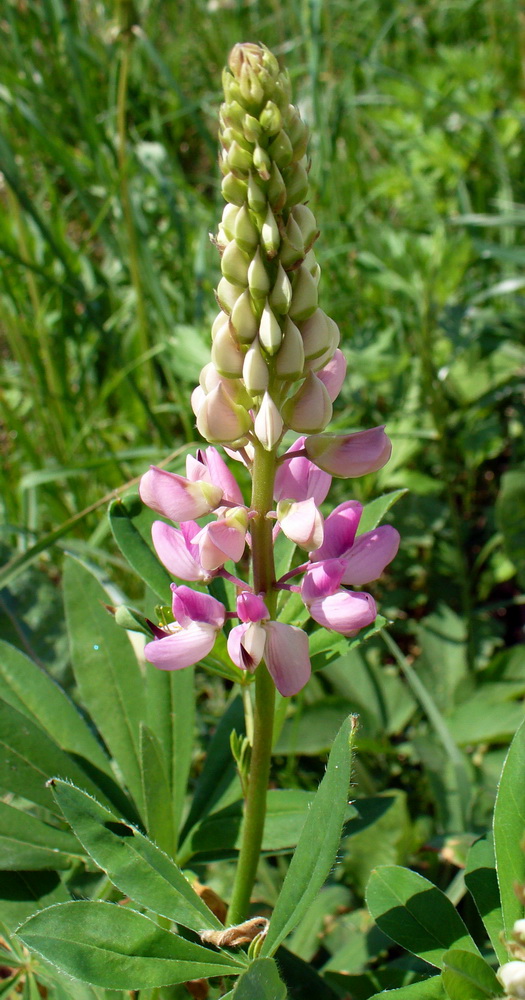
[227,444,277,924]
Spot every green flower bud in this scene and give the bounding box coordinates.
[217,276,244,314]
[259,100,282,135]
[221,172,248,206]
[282,371,332,433]
[258,300,282,355]
[253,143,271,181]
[299,308,332,360]
[275,316,305,379]
[230,289,259,343]
[221,240,250,285]
[215,225,228,251]
[269,263,292,314]
[287,109,309,160]
[243,340,269,393]
[291,205,318,249]
[289,265,318,322]
[268,129,293,168]
[221,203,240,241]
[280,214,305,269]
[220,98,244,129]
[221,126,252,152]
[247,172,267,214]
[267,161,287,212]
[212,322,244,377]
[227,140,253,174]
[197,382,252,444]
[234,204,259,253]
[243,113,262,142]
[114,605,152,636]
[283,161,309,208]
[261,205,280,258]
[248,247,271,299]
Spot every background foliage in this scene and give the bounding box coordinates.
[0,0,524,996]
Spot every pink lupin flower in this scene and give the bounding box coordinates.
[301,560,377,637]
[304,425,392,478]
[314,348,347,402]
[276,497,324,551]
[227,593,312,696]
[191,507,248,572]
[151,520,214,582]
[310,500,400,585]
[140,466,223,522]
[144,586,226,671]
[186,446,244,506]
[274,436,332,505]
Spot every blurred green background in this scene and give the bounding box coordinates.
[1,0,525,842]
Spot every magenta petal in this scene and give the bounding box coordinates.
[274,437,332,505]
[310,500,363,561]
[144,622,217,670]
[151,521,207,582]
[236,592,269,623]
[193,519,246,571]
[308,590,377,635]
[341,526,400,585]
[139,466,222,521]
[264,622,311,697]
[171,585,226,628]
[301,559,346,603]
[202,447,244,505]
[305,426,392,478]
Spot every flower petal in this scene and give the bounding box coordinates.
[264,622,311,697]
[274,436,332,505]
[236,592,269,623]
[316,349,347,402]
[193,515,247,571]
[301,558,346,603]
[228,622,266,671]
[304,426,392,478]
[140,466,223,521]
[340,526,400,585]
[277,498,324,551]
[144,621,218,670]
[151,521,209,582]
[310,500,363,561]
[308,590,377,636]
[171,585,226,628]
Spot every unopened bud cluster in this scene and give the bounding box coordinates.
[192,42,340,450]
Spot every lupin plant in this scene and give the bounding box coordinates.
[139,42,399,926]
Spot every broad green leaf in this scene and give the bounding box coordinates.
[0,801,81,870]
[0,699,119,818]
[63,557,145,813]
[366,866,479,968]
[145,664,195,840]
[447,687,524,745]
[232,958,287,1000]
[357,489,407,535]
[276,946,341,1000]
[139,724,176,856]
[493,718,525,936]
[0,871,69,932]
[17,901,245,989]
[367,976,446,999]
[441,948,503,999]
[288,886,351,962]
[51,780,225,936]
[109,495,172,601]
[496,468,525,587]
[0,640,111,775]
[261,715,356,956]
[465,834,506,964]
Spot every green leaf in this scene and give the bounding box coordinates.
[0,640,111,775]
[232,958,287,999]
[441,948,503,999]
[50,780,225,936]
[496,468,525,587]
[0,872,69,932]
[0,801,81,870]
[145,664,195,841]
[367,976,446,999]
[63,557,145,813]
[464,834,506,964]
[366,866,479,968]
[493,718,525,936]
[261,715,356,957]
[139,723,176,857]
[109,495,172,602]
[16,901,245,989]
[357,489,407,535]
[0,699,119,818]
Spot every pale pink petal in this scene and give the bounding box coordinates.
[304,426,392,478]
[301,559,346,603]
[274,436,332,505]
[151,521,208,582]
[340,526,400,585]
[144,621,218,670]
[228,622,266,671]
[201,447,244,504]
[263,622,311,697]
[171,585,226,628]
[310,500,363,561]
[236,592,269,623]
[139,467,223,521]
[278,498,324,551]
[316,349,347,402]
[308,590,377,636]
[193,518,247,572]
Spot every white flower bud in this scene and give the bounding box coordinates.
[196,383,252,444]
[254,391,283,450]
[291,205,318,248]
[234,204,259,253]
[211,311,230,341]
[498,961,525,998]
[269,263,292,315]
[253,143,271,181]
[275,316,305,379]
[217,277,244,314]
[243,341,269,393]
[221,203,240,241]
[258,301,282,355]
[289,266,319,323]
[221,241,250,285]
[514,920,525,944]
[248,247,271,299]
[211,322,244,378]
[282,372,332,433]
[261,206,280,258]
[247,172,267,214]
[300,308,333,360]
[230,289,259,344]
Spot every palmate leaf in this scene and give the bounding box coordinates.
[0,801,81,870]
[366,866,479,969]
[16,901,245,990]
[261,715,357,957]
[50,780,227,938]
[441,948,504,999]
